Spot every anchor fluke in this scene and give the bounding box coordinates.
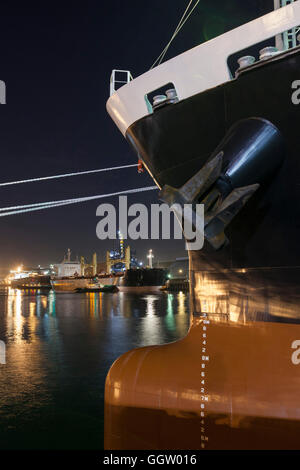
[159,152,223,206]
[204,184,260,250]
[159,118,285,250]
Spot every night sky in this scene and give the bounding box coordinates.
[0,0,273,273]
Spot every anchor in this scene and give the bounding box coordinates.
[159,117,285,250]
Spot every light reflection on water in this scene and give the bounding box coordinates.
[0,288,190,450]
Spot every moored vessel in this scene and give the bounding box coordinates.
[10,275,51,290]
[51,248,122,292]
[50,275,120,292]
[118,268,167,293]
[104,2,300,449]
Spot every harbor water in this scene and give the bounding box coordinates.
[0,288,190,450]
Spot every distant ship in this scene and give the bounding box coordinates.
[118,268,167,293]
[105,2,300,450]
[50,274,121,292]
[10,274,51,290]
[51,276,100,292]
[51,269,167,293]
[50,248,120,292]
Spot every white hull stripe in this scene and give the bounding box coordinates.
[107,2,300,136]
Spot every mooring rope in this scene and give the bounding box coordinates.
[150,0,200,69]
[0,163,138,187]
[0,186,158,217]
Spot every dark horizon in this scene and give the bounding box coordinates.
[0,0,273,274]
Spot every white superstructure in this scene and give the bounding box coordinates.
[55,249,81,277]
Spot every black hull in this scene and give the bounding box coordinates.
[121,268,167,287]
[126,47,300,324]
[105,10,300,449]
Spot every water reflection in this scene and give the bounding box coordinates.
[0,288,190,450]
